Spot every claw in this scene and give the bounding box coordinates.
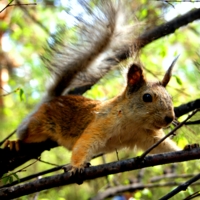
[2,140,9,149]
[63,162,91,176]
[69,168,81,176]
[68,165,85,176]
[62,163,91,185]
[184,143,199,151]
[3,139,21,151]
[62,164,72,173]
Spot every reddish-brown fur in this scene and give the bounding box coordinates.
[21,96,98,148]
[4,63,180,173]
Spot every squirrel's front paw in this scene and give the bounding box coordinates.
[3,139,21,151]
[64,163,91,176]
[184,143,199,151]
[63,163,90,185]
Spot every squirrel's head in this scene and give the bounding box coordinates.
[124,57,179,131]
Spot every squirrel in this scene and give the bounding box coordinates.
[3,1,180,174]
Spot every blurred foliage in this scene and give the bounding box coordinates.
[0,0,200,200]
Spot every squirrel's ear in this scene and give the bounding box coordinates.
[161,55,179,87]
[127,63,145,93]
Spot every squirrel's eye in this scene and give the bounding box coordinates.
[143,93,152,102]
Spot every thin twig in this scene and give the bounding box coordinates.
[0,0,14,13]
[37,158,59,167]
[115,149,119,161]
[7,3,37,7]
[0,130,16,146]
[16,0,49,35]
[91,181,200,200]
[140,109,199,159]
[184,190,200,200]
[1,159,39,182]
[151,173,196,183]
[159,173,200,200]
[0,1,36,13]
[0,164,65,189]
[1,88,20,97]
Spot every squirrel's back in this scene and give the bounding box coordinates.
[17,95,99,149]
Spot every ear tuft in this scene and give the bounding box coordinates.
[127,63,145,93]
[162,55,179,87]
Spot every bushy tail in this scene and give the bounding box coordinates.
[43,0,140,101]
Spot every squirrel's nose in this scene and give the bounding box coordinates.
[165,116,174,124]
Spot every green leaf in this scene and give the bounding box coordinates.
[174,75,182,85]
[9,175,13,184]
[13,173,20,183]
[2,174,10,185]
[19,88,25,101]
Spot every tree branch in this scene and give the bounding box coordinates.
[0,140,58,177]
[159,173,200,200]
[150,173,195,183]
[91,181,200,200]
[1,148,200,199]
[136,8,200,49]
[174,99,200,118]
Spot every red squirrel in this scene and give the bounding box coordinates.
[4,1,180,174]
